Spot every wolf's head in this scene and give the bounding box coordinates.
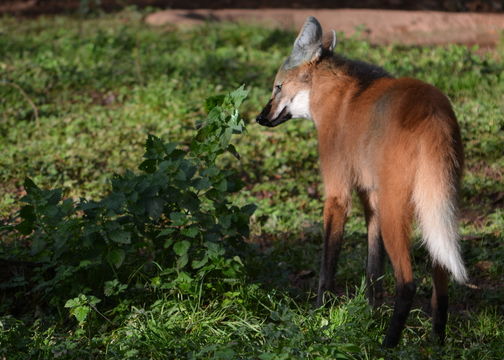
[256,16,336,127]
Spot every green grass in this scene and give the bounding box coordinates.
[1,8,503,359]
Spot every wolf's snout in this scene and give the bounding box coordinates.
[256,100,274,127]
[255,113,266,124]
[256,114,274,127]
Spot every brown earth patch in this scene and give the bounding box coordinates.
[2,1,503,47]
[1,1,503,15]
[145,8,504,47]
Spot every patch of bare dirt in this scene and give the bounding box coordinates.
[1,1,503,15]
[145,9,504,46]
[3,1,503,46]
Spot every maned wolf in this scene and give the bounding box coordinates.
[256,16,467,347]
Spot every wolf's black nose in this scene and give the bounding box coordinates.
[256,100,273,126]
[256,114,271,127]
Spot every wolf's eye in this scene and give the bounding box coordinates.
[274,84,282,94]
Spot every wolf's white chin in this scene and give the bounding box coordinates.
[289,90,311,120]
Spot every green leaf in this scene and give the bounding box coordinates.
[87,295,101,307]
[30,236,46,256]
[71,306,90,324]
[107,248,126,268]
[151,276,162,288]
[180,193,200,213]
[46,189,62,205]
[241,203,257,216]
[138,159,157,173]
[227,144,240,160]
[194,177,211,190]
[109,231,131,244]
[164,238,174,249]
[232,256,244,266]
[104,279,127,297]
[201,165,219,177]
[175,169,187,181]
[163,142,178,155]
[214,348,236,360]
[103,192,126,212]
[204,94,225,112]
[146,197,164,220]
[229,84,248,108]
[176,271,192,284]
[177,253,189,269]
[219,128,232,149]
[220,215,231,229]
[16,221,34,235]
[192,254,208,269]
[64,298,79,308]
[64,295,100,325]
[157,228,175,237]
[180,161,197,179]
[205,241,225,258]
[170,212,187,226]
[215,179,227,192]
[173,240,190,256]
[143,134,165,160]
[181,226,199,238]
[24,177,39,193]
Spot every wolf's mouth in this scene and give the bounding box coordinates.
[256,106,292,127]
[270,107,292,126]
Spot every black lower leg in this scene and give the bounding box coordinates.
[383,282,416,348]
[432,295,448,345]
[317,233,342,307]
[317,197,347,307]
[367,235,385,307]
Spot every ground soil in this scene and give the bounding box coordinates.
[2,1,503,47]
[145,8,504,47]
[1,1,503,14]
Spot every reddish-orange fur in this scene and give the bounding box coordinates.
[257,17,466,346]
[309,64,463,286]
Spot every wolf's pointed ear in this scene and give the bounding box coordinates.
[323,30,337,52]
[285,16,323,69]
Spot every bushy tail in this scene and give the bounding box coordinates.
[413,128,468,284]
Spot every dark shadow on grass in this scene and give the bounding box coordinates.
[242,226,370,303]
